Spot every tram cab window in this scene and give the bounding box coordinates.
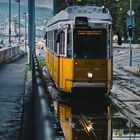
[67,31,72,58]
[73,28,107,59]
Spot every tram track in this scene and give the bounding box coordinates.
[113,68,140,97]
[110,93,140,128]
[110,67,140,127]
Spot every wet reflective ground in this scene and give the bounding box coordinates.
[112,104,140,140]
[53,95,140,140]
[0,57,26,140]
[0,56,34,140]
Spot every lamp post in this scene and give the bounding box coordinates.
[9,0,11,47]
[15,0,20,45]
[53,0,56,15]
[24,12,27,51]
[129,0,132,66]
[28,0,35,70]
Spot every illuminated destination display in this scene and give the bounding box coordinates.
[77,30,102,35]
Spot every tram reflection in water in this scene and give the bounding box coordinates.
[53,99,140,140]
[54,99,112,140]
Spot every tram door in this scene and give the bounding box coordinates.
[59,31,66,89]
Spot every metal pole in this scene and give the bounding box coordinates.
[18,0,20,45]
[24,12,27,51]
[53,0,56,15]
[9,0,11,47]
[28,0,35,70]
[129,120,131,140]
[15,0,20,45]
[129,0,132,66]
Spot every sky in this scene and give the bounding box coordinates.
[0,0,52,8]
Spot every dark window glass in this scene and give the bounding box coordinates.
[67,31,72,58]
[54,30,58,54]
[75,17,88,27]
[60,31,65,55]
[73,28,107,59]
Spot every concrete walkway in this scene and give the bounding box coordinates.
[0,56,34,140]
[113,43,140,49]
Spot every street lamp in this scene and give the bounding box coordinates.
[53,0,56,15]
[24,12,27,52]
[9,0,11,47]
[15,0,20,45]
[129,0,132,66]
[28,0,35,70]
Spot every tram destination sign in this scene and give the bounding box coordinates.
[77,30,103,36]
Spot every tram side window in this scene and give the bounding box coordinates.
[47,31,53,51]
[44,32,47,47]
[54,30,57,54]
[67,32,72,58]
[50,31,53,51]
[60,31,65,55]
[47,31,51,50]
[47,32,49,48]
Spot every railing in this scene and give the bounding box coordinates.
[33,54,57,140]
[0,46,20,64]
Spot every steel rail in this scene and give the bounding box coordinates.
[113,68,140,98]
[110,93,140,128]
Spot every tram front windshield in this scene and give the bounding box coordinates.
[73,28,107,59]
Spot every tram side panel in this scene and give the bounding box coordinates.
[53,55,59,85]
[47,52,74,93]
[59,58,74,93]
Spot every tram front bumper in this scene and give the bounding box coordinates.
[72,82,108,94]
[73,82,106,87]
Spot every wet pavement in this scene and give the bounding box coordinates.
[0,56,34,140]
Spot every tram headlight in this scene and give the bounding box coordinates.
[87,72,93,78]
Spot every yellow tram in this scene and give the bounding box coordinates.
[45,6,113,94]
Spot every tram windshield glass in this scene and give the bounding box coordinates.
[73,28,107,59]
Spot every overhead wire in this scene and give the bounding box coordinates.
[64,0,70,6]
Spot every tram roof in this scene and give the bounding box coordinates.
[47,6,112,27]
